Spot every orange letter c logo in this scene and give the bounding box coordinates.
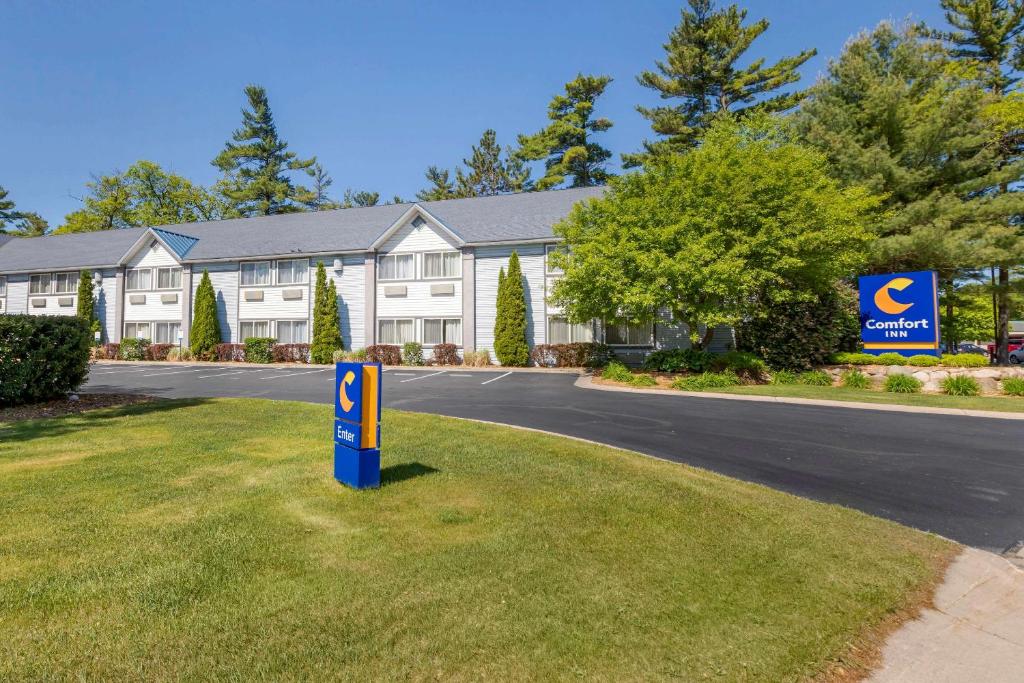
[874,277,914,315]
[339,370,356,412]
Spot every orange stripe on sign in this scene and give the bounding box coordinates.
[863,342,939,349]
[360,365,379,449]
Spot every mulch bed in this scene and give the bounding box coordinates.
[0,393,154,424]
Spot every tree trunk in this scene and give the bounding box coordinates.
[700,324,716,350]
[996,266,1011,365]
[943,280,955,353]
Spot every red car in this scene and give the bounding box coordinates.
[987,338,1024,363]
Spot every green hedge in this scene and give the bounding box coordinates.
[244,337,276,364]
[0,314,92,407]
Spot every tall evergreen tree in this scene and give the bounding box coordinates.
[416,166,457,201]
[455,130,532,196]
[342,189,380,207]
[311,261,343,363]
[517,74,615,189]
[190,270,222,360]
[0,185,22,232]
[10,212,49,237]
[301,163,342,211]
[212,84,315,217]
[932,0,1024,362]
[76,270,98,341]
[493,251,530,366]
[627,0,816,165]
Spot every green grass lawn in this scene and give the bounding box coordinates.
[714,384,1024,412]
[0,399,951,680]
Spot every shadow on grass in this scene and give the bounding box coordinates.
[381,462,438,486]
[0,398,213,446]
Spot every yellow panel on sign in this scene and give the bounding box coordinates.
[360,365,379,449]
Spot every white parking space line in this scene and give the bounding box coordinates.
[481,372,512,385]
[90,367,150,374]
[139,368,206,377]
[197,370,251,379]
[391,372,416,376]
[257,369,330,380]
[400,371,445,383]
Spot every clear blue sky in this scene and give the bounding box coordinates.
[1,1,947,227]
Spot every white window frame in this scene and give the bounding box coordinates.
[0,276,6,296]
[275,259,309,286]
[422,251,460,280]
[422,317,462,346]
[123,322,152,340]
[378,253,415,282]
[155,266,182,290]
[29,273,51,295]
[53,272,79,294]
[378,318,415,345]
[546,244,567,275]
[276,319,309,344]
[153,321,181,344]
[239,320,271,340]
[604,320,655,347]
[240,261,272,287]
[547,316,594,344]
[125,268,152,292]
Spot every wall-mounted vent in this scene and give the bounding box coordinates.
[430,283,455,296]
[31,298,46,308]
[160,293,179,304]
[384,285,407,298]
[412,216,426,228]
[243,290,264,302]
[128,294,146,305]
[282,289,303,301]
[58,297,75,307]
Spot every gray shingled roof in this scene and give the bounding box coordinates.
[0,187,604,273]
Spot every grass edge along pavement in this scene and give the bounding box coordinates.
[0,397,953,681]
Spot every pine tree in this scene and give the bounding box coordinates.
[300,162,341,211]
[932,0,1024,363]
[493,252,530,366]
[517,74,615,189]
[342,189,380,207]
[416,166,456,201]
[190,270,221,360]
[626,0,816,165]
[9,212,49,237]
[311,261,343,363]
[212,85,315,217]
[455,130,532,196]
[76,270,98,341]
[0,185,22,232]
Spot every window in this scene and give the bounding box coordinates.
[124,322,151,340]
[53,272,78,294]
[240,320,271,340]
[126,268,151,291]
[0,276,6,296]
[29,273,51,294]
[423,251,460,279]
[240,261,271,286]
[277,320,309,344]
[156,267,181,289]
[605,321,654,346]
[423,318,461,345]
[546,245,567,274]
[378,253,414,280]
[548,316,593,344]
[276,259,308,285]
[153,322,180,344]
[378,318,414,345]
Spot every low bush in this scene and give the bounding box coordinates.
[828,352,878,366]
[1002,377,1024,396]
[601,361,634,383]
[531,342,614,368]
[366,344,402,365]
[841,369,871,389]
[885,374,923,393]
[943,375,980,396]
[215,343,245,362]
[770,370,798,385]
[94,343,120,360]
[333,348,369,363]
[273,344,311,363]
[908,354,940,367]
[710,351,767,380]
[462,349,492,367]
[166,347,192,362]
[147,344,174,361]
[642,348,714,373]
[629,373,658,387]
[797,370,833,386]
[242,337,275,364]
[119,338,150,361]
[943,353,988,368]
[402,342,424,366]
[0,314,92,407]
[876,352,907,366]
[671,370,741,391]
[431,343,460,366]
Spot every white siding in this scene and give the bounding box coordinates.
[332,255,365,350]
[122,242,183,327]
[380,216,459,253]
[193,262,238,343]
[474,244,546,361]
[237,286,310,321]
[5,275,27,314]
[126,240,179,269]
[97,269,118,342]
[21,271,81,317]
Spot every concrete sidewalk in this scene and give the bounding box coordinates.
[869,547,1024,682]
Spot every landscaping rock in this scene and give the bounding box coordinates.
[977,377,999,394]
[974,369,1002,380]
[887,365,914,376]
[912,371,931,383]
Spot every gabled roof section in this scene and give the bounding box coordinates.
[0,234,13,249]
[369,204,464,251]
[152,228,199,259]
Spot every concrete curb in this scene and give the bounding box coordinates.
[90,360,582,375]
[575,374,1024,421]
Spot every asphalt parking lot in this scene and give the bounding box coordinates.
[83,362,1024,552]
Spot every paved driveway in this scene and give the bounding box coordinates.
[83,363,1024,552]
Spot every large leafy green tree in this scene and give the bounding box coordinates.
[931,0,1024,363]
[311,261,343,363]
[493,252,529,366]
[517,74,615,189]
[550,116,878,349]
[190,270,222,360]
[627,0,815,165]
[57,161,226,233]
[212,84,315,217]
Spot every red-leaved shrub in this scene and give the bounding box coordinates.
[430,343,460,366]
[215,343,245,362]
[273,343,311,363]
[147,344,174,361]
[366,344,402,365]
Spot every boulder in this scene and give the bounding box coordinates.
[887,365,914,376]
[912,371,931,383]
[977,377,999,394]
[974,368,1002,379]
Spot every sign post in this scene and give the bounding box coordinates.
[858,270,941,357]
[333,362,382,489]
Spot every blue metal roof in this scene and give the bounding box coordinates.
[152,228,199,259]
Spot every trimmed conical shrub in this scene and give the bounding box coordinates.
[311,261,343,364]
[190,270,221,360]
[494,251,529,366]
[76,270,98,342]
